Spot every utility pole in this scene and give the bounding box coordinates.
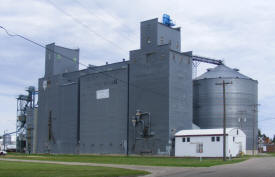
[3,130,6,151]
[216,80,232,161]
[250,104,259,156]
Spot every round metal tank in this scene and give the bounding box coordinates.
[193,65,258,151]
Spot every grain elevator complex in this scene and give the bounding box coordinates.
[16,15,258,155]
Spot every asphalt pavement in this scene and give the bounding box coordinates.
[1,157,274,177]
[151,157,275,177]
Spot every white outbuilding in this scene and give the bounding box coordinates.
[175,128,246,157]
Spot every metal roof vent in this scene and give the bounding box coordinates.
[162,14,175,27]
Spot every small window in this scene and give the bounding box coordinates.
[187,137,190,142]
[233,137,235,142]
[211,137,215,142]
[113,79,118,84]
[182,138,185,142]
[216,137,220,142]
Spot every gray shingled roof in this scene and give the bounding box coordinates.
[195,64,252,80]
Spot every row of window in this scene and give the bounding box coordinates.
[182,137,190,142]
[211,136,220,142]
[212,136,235,142]
[182,136,221,143]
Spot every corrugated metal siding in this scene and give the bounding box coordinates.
[37,18,193,155]
[193,77,258,150]
[37,75,79,154]
[80,68,128,154]
[169,51,193,132]
[45,43,79,77]
[129,45,170,154]
[57,83,78,154]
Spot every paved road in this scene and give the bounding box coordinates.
[156,157,275,177]
[1,157,275,177]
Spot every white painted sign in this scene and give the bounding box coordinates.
[96,89,109,99]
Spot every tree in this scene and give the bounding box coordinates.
[258,129,267,138]
[258,129,262,137]
[272,135,275,143]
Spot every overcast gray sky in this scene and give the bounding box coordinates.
[0,0,274,137]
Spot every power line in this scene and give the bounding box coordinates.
[0,26,45,49]
[2,26,274,138]
[0,26,188,103]
[92,0,139,38]
[73,0,137,43]
[2,26,270,115]
[46,0,127,55]
[259,117,275,122]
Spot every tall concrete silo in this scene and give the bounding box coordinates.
[193,64,258,153]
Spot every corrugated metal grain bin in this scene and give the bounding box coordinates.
[193,64,258,152]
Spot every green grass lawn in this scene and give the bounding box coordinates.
[3,153,248,167]
[268,152,275,156]
[0,161,149,177]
